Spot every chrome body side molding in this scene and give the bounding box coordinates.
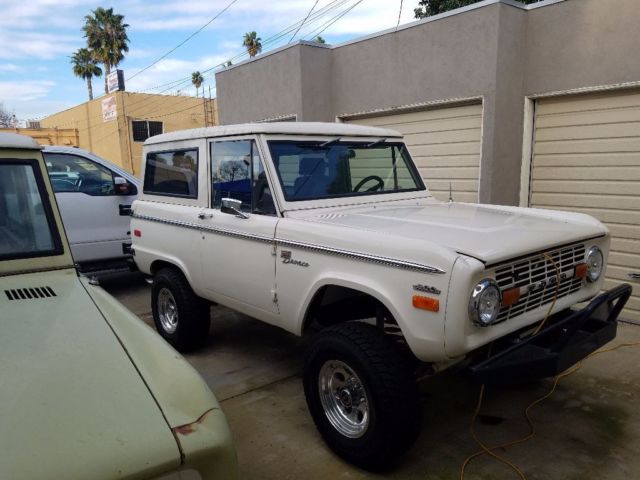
[132,213,445,275]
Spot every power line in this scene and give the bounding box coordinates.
[126,0,241,81]
[396,0,404,30]
[306,0,365,39]
[132,0,349,93]
[38,1,352,124]
[289,0,321,43]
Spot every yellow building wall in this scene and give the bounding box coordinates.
[0,127,79,147]
[41,92,217,177]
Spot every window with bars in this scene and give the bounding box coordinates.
[132,120,163,142]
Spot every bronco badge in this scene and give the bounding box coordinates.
[413,284,441,295]
[281,250,310,268]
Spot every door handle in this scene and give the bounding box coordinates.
[198,212,213,220]
[629,272,640,280]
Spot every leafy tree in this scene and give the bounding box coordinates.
[192,71,204,97]
[83,7,130,94]
[0,103,14,128]
[71,48,102,100]
[243,31,262,58]
[223,60,233,67]
[414,0,539,18]
[313,35,326,44]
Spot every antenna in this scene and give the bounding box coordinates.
[448,181,453,203]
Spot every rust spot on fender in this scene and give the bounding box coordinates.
[172,408,216,436]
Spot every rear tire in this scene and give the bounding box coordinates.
[151,267,210,351]
[303,322,421,470]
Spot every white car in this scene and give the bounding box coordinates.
[130,123,631,469]
[43,146,139,272]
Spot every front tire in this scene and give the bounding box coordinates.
[303,322,421,470]
[151,267,210,351]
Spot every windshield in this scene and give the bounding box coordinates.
[267,140,425,202]
[0,161,63,260]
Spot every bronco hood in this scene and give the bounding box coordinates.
[0,268,181,480]
[299,201,607,265]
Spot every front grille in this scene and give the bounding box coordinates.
[4,286,56,301]
[494,243,585,323]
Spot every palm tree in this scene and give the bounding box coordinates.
[71,48,102,100]
[192,71,204,97]
[83,7,130,94]
[243,32,262,58]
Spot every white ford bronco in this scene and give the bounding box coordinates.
[131,122,631,469]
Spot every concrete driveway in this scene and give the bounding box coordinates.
[102,273,640,480]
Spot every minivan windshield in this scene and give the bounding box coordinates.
[0,161,62,260]
[267,140,425,202]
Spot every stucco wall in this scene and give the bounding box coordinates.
[217,46,304,124]
[215,0,640,205]
[330,5,500,117]
[524,0,640,95]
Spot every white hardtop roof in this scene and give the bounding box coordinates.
[144,122,403,146]
[0,132,42,150]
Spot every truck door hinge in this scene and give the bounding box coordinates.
[271,243,277,256]
[271,289,278,303]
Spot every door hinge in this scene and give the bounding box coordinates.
[271,289,278,303]
[271,243,277,256]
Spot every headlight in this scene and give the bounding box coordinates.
[586,246,604,282]
[469,279,501,327]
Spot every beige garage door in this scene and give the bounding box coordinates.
[344,103,483,202]
[530,90,640,323]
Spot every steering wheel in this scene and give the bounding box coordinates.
[353,175,384,192]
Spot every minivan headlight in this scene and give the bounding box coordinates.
[469,279,501,327]
[586,246,603,283]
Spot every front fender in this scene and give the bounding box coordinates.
[295,274,404,335]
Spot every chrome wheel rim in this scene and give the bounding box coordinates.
[318,360,370,438]
[158,287,178,334]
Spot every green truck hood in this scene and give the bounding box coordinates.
[0,269,181,480]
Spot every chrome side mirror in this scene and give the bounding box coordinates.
[221,197,249,219]
[114,176,132,195]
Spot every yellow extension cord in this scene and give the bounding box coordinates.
[460,252,640,480]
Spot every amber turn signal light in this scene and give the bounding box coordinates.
[575,263,588,279]
[412,295,439,312]
[501,287,520,307]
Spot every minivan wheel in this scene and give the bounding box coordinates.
[303,322,421,470]
[151,267,210,351]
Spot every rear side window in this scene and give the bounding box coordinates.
[143,148,198,198]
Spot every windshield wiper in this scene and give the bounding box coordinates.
[365,138,387,148]
[319,137,341,147]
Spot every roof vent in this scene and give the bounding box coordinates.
[4,287,56,301]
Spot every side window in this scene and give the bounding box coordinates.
[143,149,198,198]
[0,161,63,260]
[44,153,116,196]
[211,140,276,215]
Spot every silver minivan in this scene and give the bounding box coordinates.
[43,146,139,272]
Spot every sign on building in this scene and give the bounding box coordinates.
[107,70,125,93]
[102,96,117,122]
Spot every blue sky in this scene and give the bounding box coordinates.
[0,0,417,122]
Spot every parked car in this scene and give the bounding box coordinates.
[131,123,631,469]
[0,133,237,480]
[43,146,139,273]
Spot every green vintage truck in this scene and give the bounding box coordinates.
[0,132,238,480]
